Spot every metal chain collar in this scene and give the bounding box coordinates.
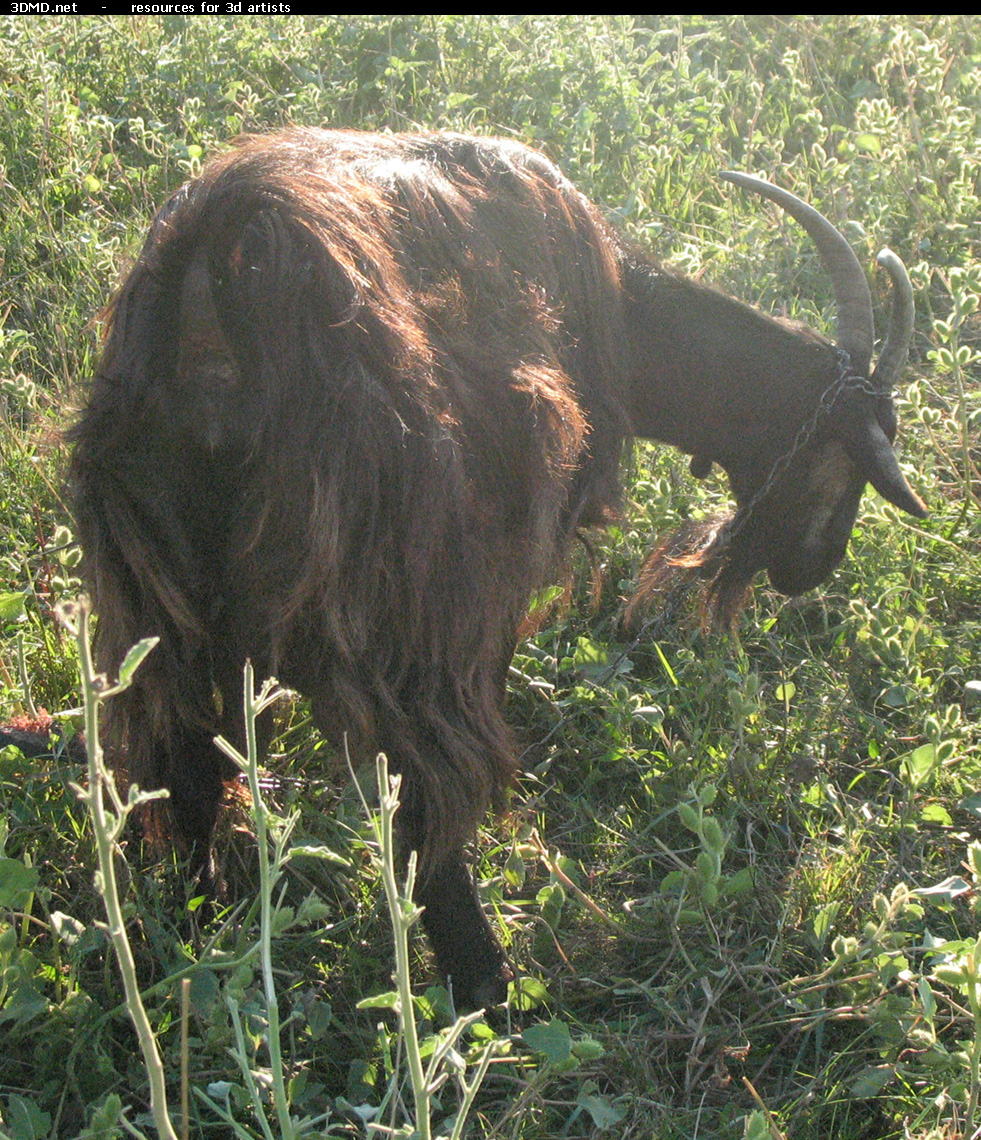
[711,349,892,554]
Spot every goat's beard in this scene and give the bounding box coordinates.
[624,510,765,630]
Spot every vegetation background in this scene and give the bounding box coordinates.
[0,13,979,1140]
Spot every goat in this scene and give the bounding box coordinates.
[69,129,924,1008]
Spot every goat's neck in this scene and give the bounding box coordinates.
[621,259,839,468]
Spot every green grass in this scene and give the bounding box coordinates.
[1,14,979,1140]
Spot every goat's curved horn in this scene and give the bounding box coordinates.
[722,173,925,519]
[870,248,915,392]
[720,172,874,375]
[842,415,927,518]
[846,248,923,516]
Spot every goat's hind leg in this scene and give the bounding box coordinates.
[162,723,232,892]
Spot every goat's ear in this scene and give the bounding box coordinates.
[842,413,927,518]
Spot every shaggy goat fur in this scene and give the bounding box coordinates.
[70,129,918,1005]
[70,131,635,864]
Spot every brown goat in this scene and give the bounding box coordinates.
[69,129,924,1008]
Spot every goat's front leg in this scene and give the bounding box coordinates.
[414,848,511,1011]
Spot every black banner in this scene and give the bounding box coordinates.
[8,2,296,12]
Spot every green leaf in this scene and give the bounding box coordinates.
[881,685,910,708]
[901,743,937,789]
[849,1064,895,1097]
[697,784,718,808]
[959,793,981,818]
[913,875,970,901]
[653,642,678,686]
[116,636,160,689]
[813,900,840,944]
[0,944,48,1026]
[854,132,882,154]
[571,1036,605,1061]
[917,977,937,1023]
[573,636,607,666]
[527,584,565,613]
[469,1018,498,1041]
[189,968,220,1015]
[678,803,700,831]
[504,846,526,888]
[78,1093,123,1140]
[523,1017,572,1064]
[537,881,566,927]
[288,844,351,866]
[50,911,85,946]
[357,989,400,1010]
[0,591,27,624]
[0,858,39,907]
[743,1110,771,1140]
[576,1084,626,1129]
[4,1093,53,1140]
[510,975,549,1010]
[969,842,981,880]
[701,817,725,853]
[723,867,755,898]
[294,894,332,925]
[307,1000,333,1041]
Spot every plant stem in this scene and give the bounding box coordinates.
[374,753,433,1140]
[61,599,179,1140]
[238,662,296,1140]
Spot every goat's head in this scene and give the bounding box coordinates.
[625,174,925,622]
